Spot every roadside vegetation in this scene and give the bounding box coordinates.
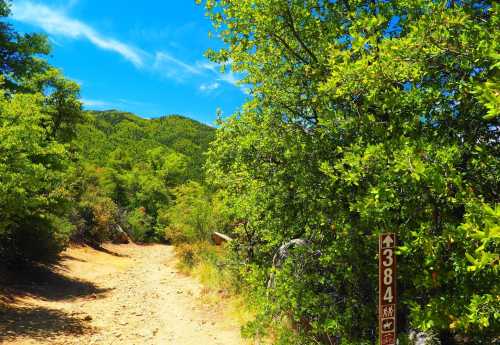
[193,0,499,344]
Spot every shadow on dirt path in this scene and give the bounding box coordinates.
[0,244,245,345]
[0,264,112,302]
[0,303,94,343]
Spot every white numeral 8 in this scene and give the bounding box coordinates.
[384,268,393,285]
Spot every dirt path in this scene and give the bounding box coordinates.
[0,244,245,345]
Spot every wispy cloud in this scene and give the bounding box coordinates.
[196,61,239,86]
[81,98,160,114]
[81,98,112,107]
[47,36,63,47]
[11,1,247,93]
[11,1,144,67]
[117,99,155,107]
[153,53,245,92]
[197,61,218,73]
[198,61,246,91]
[153,52,203,80]
[199,82,220,93]
[217,71,239,86]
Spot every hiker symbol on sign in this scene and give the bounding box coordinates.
[382,305,395,318]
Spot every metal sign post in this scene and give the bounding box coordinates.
[379,233,397,345]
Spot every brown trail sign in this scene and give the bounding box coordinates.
[379,233,397,345]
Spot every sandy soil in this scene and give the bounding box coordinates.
[0,243,244,345]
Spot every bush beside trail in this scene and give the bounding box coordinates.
[199,1,500,344]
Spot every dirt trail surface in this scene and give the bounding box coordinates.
[0,244,245,345]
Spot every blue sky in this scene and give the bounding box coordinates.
[9,0,247,124]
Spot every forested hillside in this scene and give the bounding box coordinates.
[72,110,215,243]
[78,111,214,181]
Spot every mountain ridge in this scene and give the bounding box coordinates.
[77,109,216,181]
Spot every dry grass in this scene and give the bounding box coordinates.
[174,241,265,344]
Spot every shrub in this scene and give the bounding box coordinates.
[72,193,120,245]
[0,215,73,264]
[162,182,222,244]
[126,207,153,243]
[175,241,242,294]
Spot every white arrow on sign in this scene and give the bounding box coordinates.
[382,235,394,248]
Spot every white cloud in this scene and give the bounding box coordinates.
[11,1,144,67]
[197,61,218,73]
[47,36,63,47]
[217,71,239,86]
[153,52,203,80]
[199,82,220,92]
[198,61,244,88]
[81,98,112,107]
[82,98,159,112]
[117,99,154,107]
[10,1,247,93]
[152,53,243,90]
[197,61,248,93]
[196,61,240,86]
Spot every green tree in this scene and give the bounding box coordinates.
[0,0,50,93]
[0,89,74,261]
[0,1,82,262]
[202,0,499,344]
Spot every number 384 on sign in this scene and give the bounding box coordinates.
[379,233,397,345]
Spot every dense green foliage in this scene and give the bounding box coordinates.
[0,1,82,262]
[72,110,215,243]
[162,182,228,244]
[0,0,215,261]
[0,90,77,261]
[200,0,499,344]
